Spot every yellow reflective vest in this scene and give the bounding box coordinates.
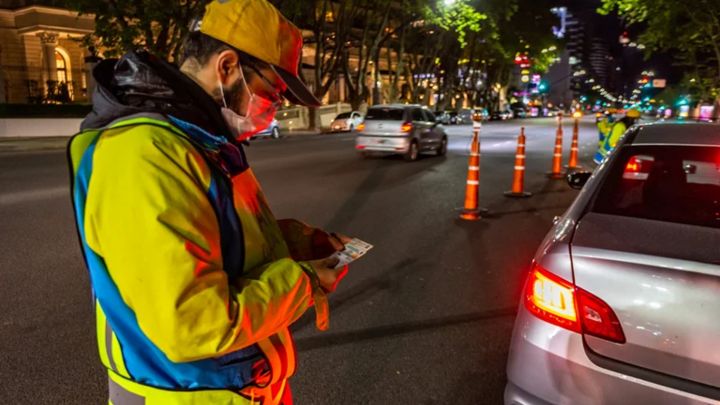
[68,115,318,404]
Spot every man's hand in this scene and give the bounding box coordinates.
[306,256,348,293]
[277,219,341,261]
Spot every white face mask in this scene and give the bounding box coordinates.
[218,69,279,142]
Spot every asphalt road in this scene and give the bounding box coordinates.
[0,117,599,404]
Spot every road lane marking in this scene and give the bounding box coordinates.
[0,186,68,205]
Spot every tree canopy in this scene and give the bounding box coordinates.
[599,0,720,104]
[64,0,210,61]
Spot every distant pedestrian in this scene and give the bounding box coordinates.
[594,109,640,164]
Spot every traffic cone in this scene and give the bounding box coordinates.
[460,119,488,220]
[547,113,565,179]
[566,117,580,169]
[505,127,532,198]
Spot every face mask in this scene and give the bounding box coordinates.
[219,69,279,142]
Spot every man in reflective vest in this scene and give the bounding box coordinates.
[594,109,641,164]
[67,1,349,403]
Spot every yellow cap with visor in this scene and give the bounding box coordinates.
[199,0,321,107]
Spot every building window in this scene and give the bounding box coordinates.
[55,51,67,83]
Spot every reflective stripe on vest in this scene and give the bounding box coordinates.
[109,374,145,405]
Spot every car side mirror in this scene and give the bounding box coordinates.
[567,171,592,190]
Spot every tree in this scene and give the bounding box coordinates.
[271,0,348,128]
[63,0,210,61]
[599,0,720,111]
[471,0,558,110]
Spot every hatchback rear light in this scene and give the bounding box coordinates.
[401,122,413,133]
[356,123,365,132]
[622,155,654,180]
[525,264,626,343]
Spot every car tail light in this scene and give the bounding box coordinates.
[356,144,366,150]
[577,288,626,343]
[623,155,654,180]
[525,264,626,343]
[357,123,365,132]
[525,264,580,332]
[401,122,413,133]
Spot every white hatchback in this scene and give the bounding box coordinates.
[330,111,363,132]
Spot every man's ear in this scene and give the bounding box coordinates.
[215,49,242,86]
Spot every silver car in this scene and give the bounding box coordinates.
[355,104,448,161]
[506,122,720,404]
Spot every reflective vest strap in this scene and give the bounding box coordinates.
[96,301,131,378]
[109,375,146,405]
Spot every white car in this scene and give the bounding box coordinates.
[330,111,364,132]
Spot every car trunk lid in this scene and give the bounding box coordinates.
[362,119,406,136]
[571,212,720,387]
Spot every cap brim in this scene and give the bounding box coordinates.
[272,66,321,107]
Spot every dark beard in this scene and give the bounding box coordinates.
[220,79,246,110]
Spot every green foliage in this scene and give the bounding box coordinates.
[424,0,487,48]
[600,0,720,102]
[62,0,211,61]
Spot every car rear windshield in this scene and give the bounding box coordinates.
[365,108,405,121]
[335,112,351,119]
[592,145,720,228]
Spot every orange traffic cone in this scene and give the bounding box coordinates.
[505,127,532,198]
[547,113,565,179]
[460,119,488,220]
[566,117,580,170]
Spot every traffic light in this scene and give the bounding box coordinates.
[538,80,549,93]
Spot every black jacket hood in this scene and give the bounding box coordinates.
[82,51,233,140]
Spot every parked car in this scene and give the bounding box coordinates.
[355,104,448,161]
[435,111,452,125]
[252,119,281,139]
[330,111,364,132]
[546,106,563,117]
[448,111,464,125]
[435,110,464,125]
[505,122,720,404]
[490,108,513,121]
[475,108,491,121]
[510,105,527,119]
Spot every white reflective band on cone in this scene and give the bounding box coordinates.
[515,166,525,170]
[554,153,562,157]
[467,180,480,185]
[470,153,480,157]
[469,166,480,170]
[516,154,526,158]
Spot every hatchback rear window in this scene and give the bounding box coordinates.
[365,108,405,121]
[335,112,351,119]
[592,145,720,228]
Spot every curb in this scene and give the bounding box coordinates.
[0,136,70,153]
[0,130,336,152]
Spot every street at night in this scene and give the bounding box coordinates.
[2,0,720,403]
[1,119,596,404]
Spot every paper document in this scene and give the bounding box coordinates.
[333,238,373,269]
